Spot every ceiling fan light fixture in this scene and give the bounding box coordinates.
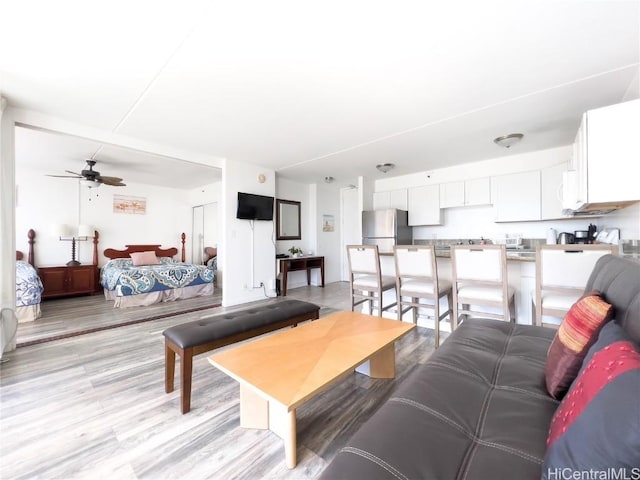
[376,163,395,174]
[493,133,524,148]
[80,178,101,189]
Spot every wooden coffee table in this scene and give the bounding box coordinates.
[208,310,415,468]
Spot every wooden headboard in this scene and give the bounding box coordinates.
[16,229,36,266]
[103,232,187,262]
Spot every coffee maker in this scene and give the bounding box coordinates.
[574,230,589,244]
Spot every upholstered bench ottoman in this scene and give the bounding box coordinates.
[163,300,320,413]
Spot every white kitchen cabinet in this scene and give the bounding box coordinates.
[541,163,571,220]
[493,171,541,222]
[564,99,640,210]
[373,189,408,210]
[389,189,408,210]
[439,182,465,208]
[465,177,491,206]
[373,191,390,210]
[440,178,491,208]
[408,185,442,225]
[588,99,639,203]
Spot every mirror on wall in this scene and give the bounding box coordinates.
[192,202,218,264]
[276,199,301,240]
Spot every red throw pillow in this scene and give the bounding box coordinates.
[545,291,613,399]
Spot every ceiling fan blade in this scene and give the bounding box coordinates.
[45,174,82,178]
[65,170,83,176]
[96,175,123,183]
[100,177,127,186]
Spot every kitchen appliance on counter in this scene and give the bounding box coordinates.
[557,232,575,244]
[574,230,590,244]
[362,209,412,253]
[595,228,620,245]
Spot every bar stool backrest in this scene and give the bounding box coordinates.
[395,246,435,279]
[453,246,504,283]
[347,245,380,277]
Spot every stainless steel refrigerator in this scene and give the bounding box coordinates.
[362,209,413,253]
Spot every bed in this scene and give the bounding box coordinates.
[101,233,216,308]
[16,229,44,323]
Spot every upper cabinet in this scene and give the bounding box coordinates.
[493,170,541,222]
[541,163,571,220]
[440,178,491,208]
[408,185,441,225]
[373,188,408,210]
[439,181,465,208]
[563,99,640,210]
[464,178,491,206]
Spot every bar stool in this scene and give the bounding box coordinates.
[394,245,452,347]
[451,244,515,327]
[346,245,397,317]
[533,244,618,327]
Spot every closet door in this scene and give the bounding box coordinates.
[192,205,204,264]
[203,202,218,251]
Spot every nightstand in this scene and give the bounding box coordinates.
[38,264,98,299]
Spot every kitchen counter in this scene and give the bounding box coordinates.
[379,249,536,262]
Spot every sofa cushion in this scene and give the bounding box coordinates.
[320,319,558,480]
[542,321,640,477]
[584,255,640,343]
[545,291,613,399]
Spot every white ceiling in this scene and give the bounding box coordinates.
[14,126,221,189]
[1,0,638,188]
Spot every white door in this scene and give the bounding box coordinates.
[192,206,204,264]
[340,186,360,281]
[192,201,218,264]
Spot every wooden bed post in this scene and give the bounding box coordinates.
[27,229,36,267]
[93,230,99,266]
[181,233,186,262]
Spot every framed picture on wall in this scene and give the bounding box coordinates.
[322,214,334,232]
[113,195,147,215]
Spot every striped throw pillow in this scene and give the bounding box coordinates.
[545,291,613,399]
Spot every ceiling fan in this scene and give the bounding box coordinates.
[46,160,126,187]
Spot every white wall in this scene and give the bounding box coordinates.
[189,181,222,206]
[315,183,342,284]
[412,205,606,242]
[222,160,276,306]
[598,202,640,241]
[274,177,345,289]
[15,173,194,267]
[275,177,313,255]
[274,177,315,290]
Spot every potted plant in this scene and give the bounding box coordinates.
[288,246,303,257]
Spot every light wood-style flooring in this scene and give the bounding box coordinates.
[1,283,439,479]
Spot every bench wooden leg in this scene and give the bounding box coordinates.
[181,347,194,414]
[165,341,176,393]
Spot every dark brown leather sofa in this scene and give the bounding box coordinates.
[320,255,640,479]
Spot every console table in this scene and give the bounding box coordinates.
[278,256,325,296]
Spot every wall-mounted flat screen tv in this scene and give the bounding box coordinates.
[236,192,274,220]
